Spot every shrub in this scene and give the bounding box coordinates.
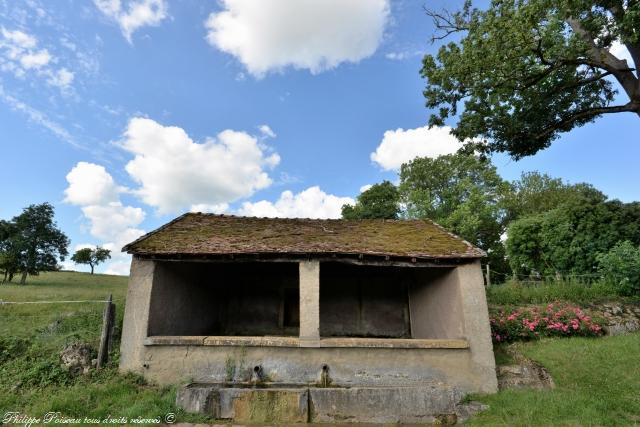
[487,279,616,305]
[597,240,640,296]
[0,336,30,364]
[490,302,605,343]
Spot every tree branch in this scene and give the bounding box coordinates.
[567,17,640,102]
[534,102,640,141]
[424,7,469,43]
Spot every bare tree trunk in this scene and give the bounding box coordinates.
[8,271,14,282]
[20,271,27,285]
[90,263,94,275]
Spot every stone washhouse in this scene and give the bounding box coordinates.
[119,213,498,423]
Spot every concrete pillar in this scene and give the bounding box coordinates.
[299,260,320,347]
[119,258,155,373]
[454,260,498,393]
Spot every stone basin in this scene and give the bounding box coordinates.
[176,382,464,424]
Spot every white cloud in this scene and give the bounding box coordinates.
[104,260,133,275]
[64,161,146,275]
[0,27,78,94]
[259,124,276,138]
[205,0,390,77]
[19,48,50,69]
[81,203,145,240]
[359,184,373,193]
[370,125,464,171]
[1,28,36,49]
[1,27,51,73]
[64,162,122,206]
[0,84,79,148]
[190,203,229,214]
[238,186,354,219]
[74,243,97,251]
[47,68,74,89]
[121,117,280,214]
[384,49,422,61]
[94,0,169,43]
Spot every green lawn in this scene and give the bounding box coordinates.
[1,271,639,425]
[470,334,640,426]
[0,271,208,424]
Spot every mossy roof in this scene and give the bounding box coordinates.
[122,213,484,260]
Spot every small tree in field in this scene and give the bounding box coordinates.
[71,247,111,275]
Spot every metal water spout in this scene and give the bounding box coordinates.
[320,364,331,387]
[250,365,264,385]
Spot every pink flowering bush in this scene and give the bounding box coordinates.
[490,302,605,343]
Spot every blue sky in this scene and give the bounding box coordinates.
[0,0,638,274]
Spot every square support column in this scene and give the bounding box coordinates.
[455,260,498,393]
[299,260,320,347]
[119,257,155,373]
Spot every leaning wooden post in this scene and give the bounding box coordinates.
[484,264,491,288]
[97,294,113,368]
[107,300,116,355]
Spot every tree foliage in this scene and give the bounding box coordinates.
[422,0,640,158]
[71,247,111,275]
[0,203,69,284]
[341,181,400,219]
[597,240,640,296]
[399,153,512,270]
[504,171,606,220]
[0,220,19,283]
[506,198,640,276]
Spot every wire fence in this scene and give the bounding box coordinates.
[0,295,118,367]
[0,299,110,305]
[483,264,633,287]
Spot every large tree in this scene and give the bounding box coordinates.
[341,181,400,219]
[399,153,513,272]
[503,171,606,220]
[71,247,111,275]
[422,0,640,158]
[11,203,69,284]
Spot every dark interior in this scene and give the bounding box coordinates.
[147,261,299,336]
[319,262,412,338]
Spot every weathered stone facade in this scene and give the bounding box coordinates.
[119,215,498,423]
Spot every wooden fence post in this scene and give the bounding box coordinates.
[97,294,114,368]
[485,264,491,287]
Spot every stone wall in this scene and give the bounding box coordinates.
[591,302,640,335]
[120,258,498,395]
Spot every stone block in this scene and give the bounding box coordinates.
[219,388,309,423]
[309,385,463,424]
[175,384,219,417]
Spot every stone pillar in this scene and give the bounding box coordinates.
[299,260,320,347]
[454,260,498,393]
[119,257,155,373]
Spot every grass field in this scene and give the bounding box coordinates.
[470,334,640,426]
[0,271,208,424]
[1,271,639,426]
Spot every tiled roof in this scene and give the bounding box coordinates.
[122,213,485,260]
